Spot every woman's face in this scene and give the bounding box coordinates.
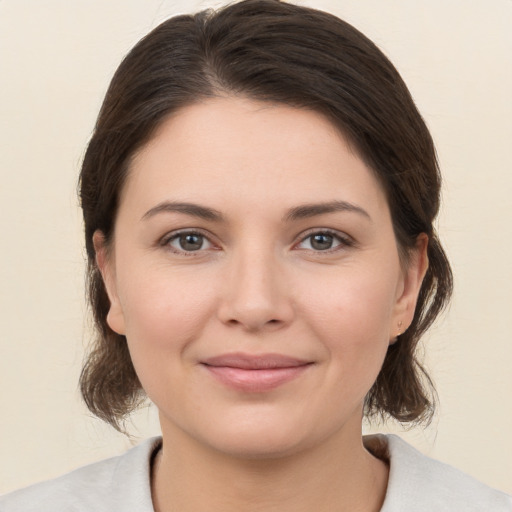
[97,97,426,457]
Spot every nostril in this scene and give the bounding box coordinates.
[225,317,282,331]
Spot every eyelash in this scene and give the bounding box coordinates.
[160,229,216,257]
[160,228,354,256]
[295,228,354,253]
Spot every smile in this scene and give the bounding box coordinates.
[201,353,313,393]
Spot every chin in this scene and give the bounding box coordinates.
[204,428,309,460]
[182,406,335,461]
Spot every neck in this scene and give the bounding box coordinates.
[151,420,388,512]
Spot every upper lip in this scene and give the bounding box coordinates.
[202,353,312,370]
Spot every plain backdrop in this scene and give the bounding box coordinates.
[1,0,511,495]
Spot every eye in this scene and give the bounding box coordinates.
[165,231,214,253]
[296,230,351,252]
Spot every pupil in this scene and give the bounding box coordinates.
[311,233,333,250]
[180,234,202,251]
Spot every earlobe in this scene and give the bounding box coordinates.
[92,231,126,335]
[390,234,429,342]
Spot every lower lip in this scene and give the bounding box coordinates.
[202,364,311,393]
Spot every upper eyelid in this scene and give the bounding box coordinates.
[160,227,215,244]
[295,227,354,244]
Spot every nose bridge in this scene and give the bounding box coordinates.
[218,237,293,331]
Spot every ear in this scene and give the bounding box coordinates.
[389,233,429,343]
[93,230,126,335]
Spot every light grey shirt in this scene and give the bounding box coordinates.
[1,435,511,511]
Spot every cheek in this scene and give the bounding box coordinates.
[302,264,398,338]
[116,265,218,364]
[115,268,221,415]
[298,266,398,383]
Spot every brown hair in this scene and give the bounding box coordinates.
[79,0,452,431]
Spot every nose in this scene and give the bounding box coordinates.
[217,246,294,332]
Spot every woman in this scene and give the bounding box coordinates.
[1,0,510,510]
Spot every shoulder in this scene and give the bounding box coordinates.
[367,434,512,512]
[0,437,161,512]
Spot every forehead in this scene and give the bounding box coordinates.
[122,97,389,220]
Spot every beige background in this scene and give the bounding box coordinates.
[1,0,511,496]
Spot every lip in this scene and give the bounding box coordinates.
[201,353,313,393]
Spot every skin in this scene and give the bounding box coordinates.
[95,97,428,512]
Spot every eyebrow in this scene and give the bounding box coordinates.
[142,201,224,222]
[283,200,371,222]
[141,199,371,223]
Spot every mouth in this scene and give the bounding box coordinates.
[201,353,313,393]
